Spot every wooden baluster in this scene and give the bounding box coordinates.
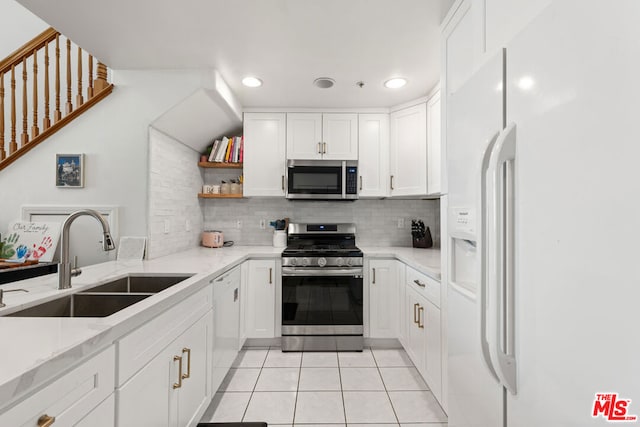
[65,39,72,114]
[76,47,83,107]
[22,57,29,145]
[87,54,94,99]
[94,62,108,93]
[54,34,61,123]
[0,72,4,161]
[10,65,17,155]
[32,49,39,138]
[43,42,51,130]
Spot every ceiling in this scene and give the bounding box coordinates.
[18,0,454,108]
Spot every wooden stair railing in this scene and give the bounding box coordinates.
[0,27,113,171]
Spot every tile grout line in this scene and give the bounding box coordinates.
[371,348,402,426]
[338,350,348,425]
[292,349,303,425]
[240,347,268,422]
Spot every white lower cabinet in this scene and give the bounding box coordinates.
[0,346,115,427]
[117,310,213,427]
[75,394,115,427]
[405,267,443,404]
[368,260,444,406]
[245,259,277,338]
[368,259,399,338]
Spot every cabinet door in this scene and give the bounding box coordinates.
[246,259,276,338]
[75,395,115,427]
[358,114,389,197]
[426,91,442,195]
[422,298,442,403]
[405,287,424,369]
[117,346,174,427]
[322,113,358,160]
[177,311,213,427]
[389,103,427,196]
[243,113,287,196]
[369,260,398,338]
[286,113,323,160]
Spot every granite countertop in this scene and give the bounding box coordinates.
[0,245,440,409]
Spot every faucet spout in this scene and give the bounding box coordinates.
[58,209,116,290]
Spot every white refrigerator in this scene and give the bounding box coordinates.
[446,1,640,426]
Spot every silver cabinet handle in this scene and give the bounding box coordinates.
[413,279,425,288]
[269,267,273,284]
[282,175,285,191]
[323,142,327,154]
[317,142,322,154]
[390,175,394,190]
[418,306,424,329]
[372,268,376,284]
[413,303,419,324]
[359,176,363,191]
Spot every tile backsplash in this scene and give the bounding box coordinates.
[203,198,440,247]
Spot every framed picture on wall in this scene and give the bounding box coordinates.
[56,154,84,188]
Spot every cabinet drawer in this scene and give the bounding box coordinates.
[406,266,440,308]
[118,284,212,385]
[0,346,115,427]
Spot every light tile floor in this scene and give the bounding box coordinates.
[200,347,447,426]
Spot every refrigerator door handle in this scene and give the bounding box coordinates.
[480,130,501,382]
[487,121,518,395]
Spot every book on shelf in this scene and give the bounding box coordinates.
[204,135,243,164]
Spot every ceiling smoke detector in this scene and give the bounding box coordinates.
[313,78,335,89]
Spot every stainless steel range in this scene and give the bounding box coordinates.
[281,223,363,352]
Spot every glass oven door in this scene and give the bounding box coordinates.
[282,272,363,328]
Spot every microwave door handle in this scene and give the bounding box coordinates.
[342,161,346,199]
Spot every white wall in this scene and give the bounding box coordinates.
[0,0,47,57]
[0,68,207,245]
[147,127,203,259]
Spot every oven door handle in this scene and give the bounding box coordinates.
[282,267,363,277]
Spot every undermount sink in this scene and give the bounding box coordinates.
[79,274,193,294]
[6,293,151,317]
[5,274,193,318]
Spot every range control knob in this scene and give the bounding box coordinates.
[302,258,310,266]
[317,257,327,267]
[335,257,344,267]
[289,258,297,266]
[346,258,354,266]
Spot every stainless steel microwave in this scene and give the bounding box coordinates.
[286,160,358,200]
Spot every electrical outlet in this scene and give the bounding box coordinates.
[259,219,266,229]
[236,220,243,229]
[185,219,191,232]
[164,219,170,234]
[397,217,405,229]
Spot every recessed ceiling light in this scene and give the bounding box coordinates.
[242,77,263,87]
[313,78,335,89]
[384,77,407,89]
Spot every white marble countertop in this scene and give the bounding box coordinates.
[361,246,441,280]
[0,245,440,409]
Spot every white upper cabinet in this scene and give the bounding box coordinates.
[287,113,358,160]
[286,113,323,160]
[322,113,358,160]
[389,102,428,196]
[426,90,442,195]
[243,113,287,196]
[358,114,389,198]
